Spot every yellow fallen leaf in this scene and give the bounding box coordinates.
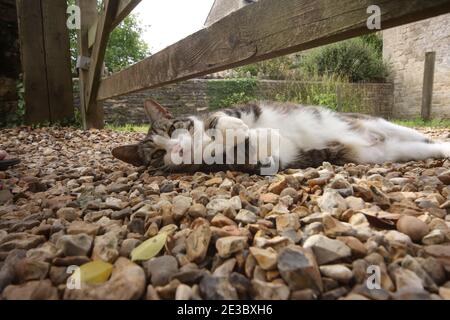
[131,232,168,262]
[159,224,178,236]
[71,260,113,285]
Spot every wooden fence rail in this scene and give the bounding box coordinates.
[96,0,450,102]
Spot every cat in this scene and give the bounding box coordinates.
[112,99,450,175]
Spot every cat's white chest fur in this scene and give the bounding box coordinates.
[231,102,450,168]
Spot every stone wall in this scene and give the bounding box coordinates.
[74,79,394,125]
[0,0,20,126]
[383,13,450,119]
[255,80,394,119]
[74,79,211,124]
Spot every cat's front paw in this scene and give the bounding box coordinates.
[259,156,280,176]
[217,117,249,135]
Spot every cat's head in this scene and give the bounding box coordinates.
[112,99,196,171]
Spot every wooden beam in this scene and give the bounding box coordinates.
[41,0,74,122]
[88,0,141,48]
[97,0,450,101]
[16,0,51,124]
[88,20,98,49]
[77,0,104,129]
[113,0,141,28]
[16,0,74,125]
[421,51,436,121]
[85,0,119,110]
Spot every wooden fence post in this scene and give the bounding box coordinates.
[85,0,119,112]
[16,0,50,124]
[421,51,436,121]
[77,0,105,129]
[16,0,73,125]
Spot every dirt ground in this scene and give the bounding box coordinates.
[1,127,450,300]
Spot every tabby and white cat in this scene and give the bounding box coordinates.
[112,99,450,174]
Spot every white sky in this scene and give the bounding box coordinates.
[133,0,215,53]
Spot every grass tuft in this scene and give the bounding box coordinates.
[105,124,150,133]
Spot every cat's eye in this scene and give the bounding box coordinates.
[169,125,176,136]
[152,150,166,159]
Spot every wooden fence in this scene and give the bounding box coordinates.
[17,0,450,129]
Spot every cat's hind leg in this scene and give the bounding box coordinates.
[357,140,450,164]
[368,119,433,143]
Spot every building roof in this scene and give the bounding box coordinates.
[205,0,257,27]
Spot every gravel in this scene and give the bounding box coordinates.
[1,127,450,300]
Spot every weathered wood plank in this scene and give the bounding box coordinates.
[16,0,51,124]
[88,19,98,49]
[97,0,450,101]
[421,52,436,121]
[41,0,74,122]
[77,0,104,129]
[113,0,141,28]
[85,0,119,110]
[88,0,142,48]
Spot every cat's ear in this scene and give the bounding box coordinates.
[112,145,144,167]
[144,99,173,123]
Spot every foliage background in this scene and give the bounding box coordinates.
[235,33,388,83]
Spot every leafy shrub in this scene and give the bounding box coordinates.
[232,34,388,83]
[299,37,389,82]
[360,33,383,57]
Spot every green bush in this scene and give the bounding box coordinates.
[233,34,388,83]
[360,33,383,57]
[300,37,389,82]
